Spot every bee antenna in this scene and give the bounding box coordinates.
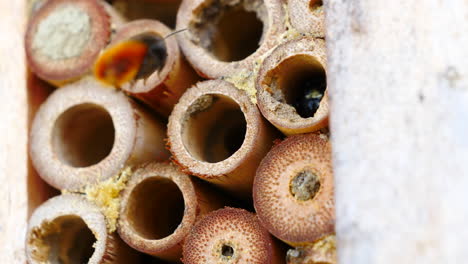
[164,28,188,39]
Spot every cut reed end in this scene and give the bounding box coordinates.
[25,0,111,84]
[253,133,335,245]
[30,78,140,191]
[26,194,113,264]
[288,0,325,36]
[176,0,285,78]
[118,162,199,261]
[168,79,274,198]
[182,207,280,264]
[257,37,328,135]
[96,19,199,116]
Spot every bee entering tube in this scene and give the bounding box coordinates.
[93,20,199,117]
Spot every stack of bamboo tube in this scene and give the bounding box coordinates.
[24,0,334,263]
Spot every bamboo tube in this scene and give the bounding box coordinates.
[167,80,279,199]
[176,0,285,78]
[256,37,328,135]
[118,162,225,262]
[253,133,335,246]
[182,207,284,264]
[94,19,199,117]
[286,235,336,264]
[25,0,123,86]
[29,78,169,191]
[288,0,325,37]
[26,194,137,264]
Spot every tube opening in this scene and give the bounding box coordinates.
[52,103,115,168]
[309,0,323,11]
[28,215,96,264]
[190,0,265,62]
[290,170,321,201]
[126,177,185,240]
[265,55,326,118]
[182,94,247,163]
[221,244,234,258]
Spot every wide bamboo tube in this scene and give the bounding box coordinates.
[26,194,137,264]
[182,207,284,264]
[118,162,224,262]
[25,0,122,86]
[167,80,278,199]
[176,0,285,78]
[288,0,325,37]
[256,37,328,135]
[253,133,335,246]
[30,78,169,191]
[96,19,199,117]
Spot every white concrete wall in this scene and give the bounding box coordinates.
[326,0,468,263]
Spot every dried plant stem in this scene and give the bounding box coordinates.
[30,78,169,191]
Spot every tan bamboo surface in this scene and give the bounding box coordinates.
[253,133,335,246]
[167,79,279,199]
[109,19,200,117]
[4,0,468,264]
[118,162,225,262]
[256,37,328,135]
[29,78,169,191]
[25,0,115,86]
[26,194,138,264]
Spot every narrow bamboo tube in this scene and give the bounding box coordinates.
[288,0,325,37]
[25,0,122,86]
[176,0,285,78]
[253,133,335,246]
[30,78,169,191]
[118,162,225,262]
[182,207,284,264]
[26,194,137,264]
[99,19,199,117]
[286,235,336,264]
[167,80,278,199]
[256,37,328,135]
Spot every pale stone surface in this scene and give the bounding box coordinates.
[0,1,29,263]
[326,0,468,263]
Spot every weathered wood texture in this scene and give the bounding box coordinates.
[326,1,468,263]
[0,1,56,263]
[0,1,29,262]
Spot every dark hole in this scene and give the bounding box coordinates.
[212,7,263,61]
[268,55,327,119]
[310,0,323,10]
[126,177,185,240]
[192,0,264,62]
[224,120,247,155]
[291,72,326,118]
[31,215,96,264]
[290,170,321,201]
[183,95,247,163]
[221,245,234,257]
[52,103,115,168]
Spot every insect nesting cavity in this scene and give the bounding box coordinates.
[290,170,321,201]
